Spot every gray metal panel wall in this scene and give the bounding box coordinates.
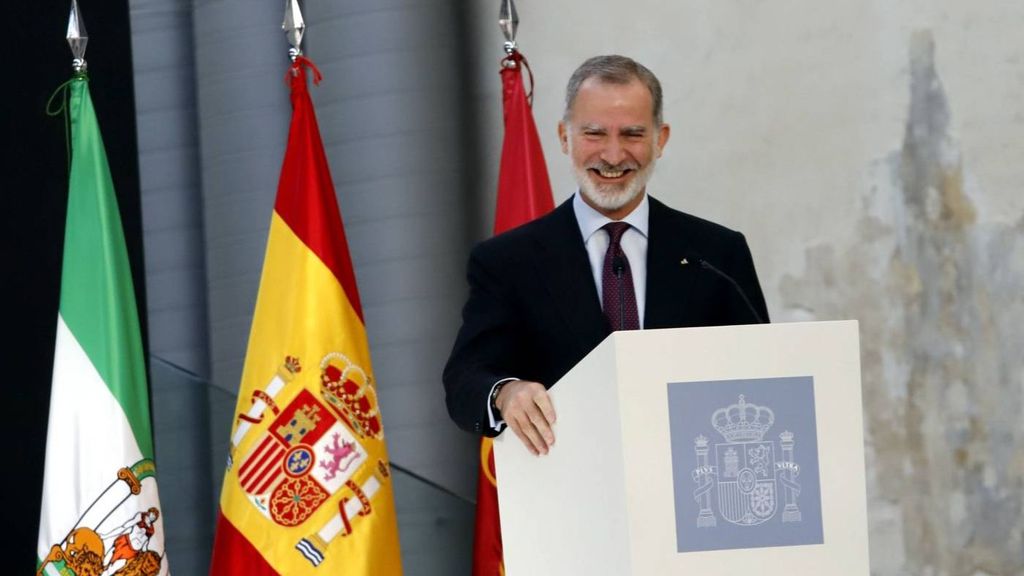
[190,0,294,541]
[131,0,210,377]
[303,0,478,501]
[192,0,291,403]
[130,1,214,572]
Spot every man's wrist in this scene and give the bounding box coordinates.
[490,380,509,421]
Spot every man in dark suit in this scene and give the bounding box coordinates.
[443,55,768,455]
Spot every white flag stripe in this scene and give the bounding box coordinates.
[37,316,168,575]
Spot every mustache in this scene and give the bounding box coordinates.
[586,160,639,172]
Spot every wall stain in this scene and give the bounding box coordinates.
[780,30,1024,576]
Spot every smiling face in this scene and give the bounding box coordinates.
[559,77,670,220]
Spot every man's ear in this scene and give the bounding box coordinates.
[558,121,569,154]
[655,123,671,158]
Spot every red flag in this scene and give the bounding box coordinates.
[474,50,555,576]
[492,52,555,235]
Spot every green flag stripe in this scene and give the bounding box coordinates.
[59,77,153,458]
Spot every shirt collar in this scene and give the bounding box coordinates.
[573,190,650,242]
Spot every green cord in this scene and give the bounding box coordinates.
[45,72,87,173]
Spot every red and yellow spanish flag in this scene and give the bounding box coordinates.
[474,49,554,576]
[209,57,402,576]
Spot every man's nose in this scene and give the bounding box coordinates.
[600,139,628,166]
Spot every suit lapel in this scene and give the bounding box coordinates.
[531,200,608,346]
[644,197,700,329]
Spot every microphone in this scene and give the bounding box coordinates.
[612,256,625,330]
[697,257,766,324]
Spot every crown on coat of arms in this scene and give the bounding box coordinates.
[712,395,774,442]
[319,352,382,440]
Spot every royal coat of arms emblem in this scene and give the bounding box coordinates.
[692,395,803,528]
[228,352,391,566]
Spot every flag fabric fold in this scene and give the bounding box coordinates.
[492,52,555,236]
[474,50,555,576]
[37,74,169,576]
[209,56,402,576]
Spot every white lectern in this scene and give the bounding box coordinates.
[494,320,868,575]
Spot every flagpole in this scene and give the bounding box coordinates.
[46,6,90,560]
[472,3,557,575]
[498,0,535,106]
[39,4,89,570]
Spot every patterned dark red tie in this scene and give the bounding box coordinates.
[601,222,640,331]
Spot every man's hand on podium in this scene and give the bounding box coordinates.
[495,380,557,455]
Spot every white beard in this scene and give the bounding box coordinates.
[573,155,657,212]
[568,135,659,212]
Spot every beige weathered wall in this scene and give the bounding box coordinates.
[467,2,1024,574]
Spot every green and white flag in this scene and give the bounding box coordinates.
[37,74,168,576]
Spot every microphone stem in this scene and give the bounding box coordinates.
[699,259,765,324]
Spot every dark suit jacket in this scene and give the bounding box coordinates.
[443,195,769,435]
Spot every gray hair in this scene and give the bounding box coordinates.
[563,55,664,125]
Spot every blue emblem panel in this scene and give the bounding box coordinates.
[667,376,823,552]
